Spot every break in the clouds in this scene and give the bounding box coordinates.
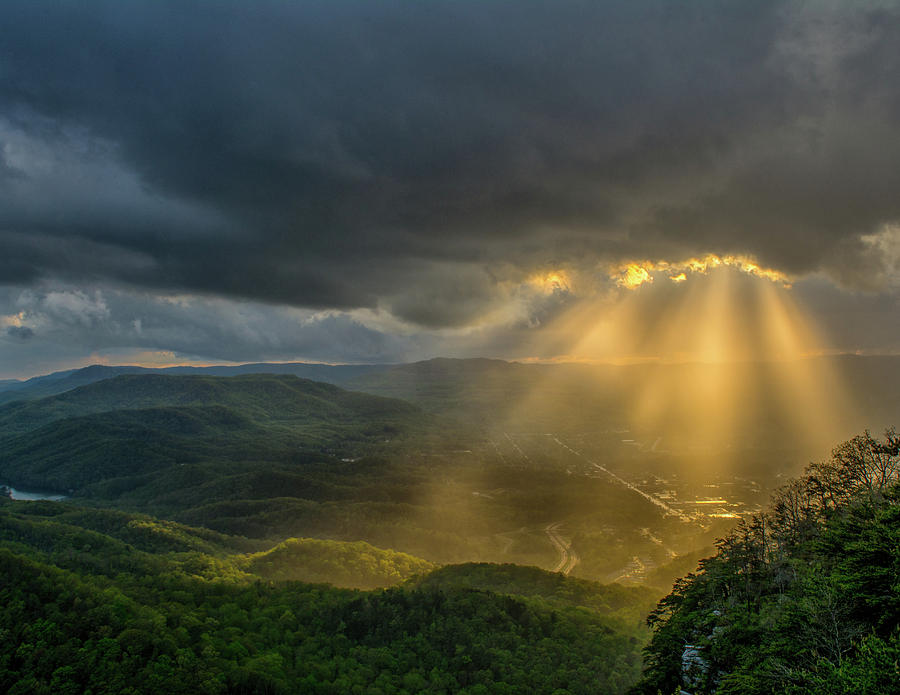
[1,0,900,374]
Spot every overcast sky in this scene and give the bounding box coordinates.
[2,0,900,378]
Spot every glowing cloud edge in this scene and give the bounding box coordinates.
[612,254,792,289]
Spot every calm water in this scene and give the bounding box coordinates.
[2,484,68,501]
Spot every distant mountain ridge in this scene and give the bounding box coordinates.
[5,353,900,419]
[3,354,899,460]
[0,362,391,404]
[0,372,417,435]
[0,373,428,496]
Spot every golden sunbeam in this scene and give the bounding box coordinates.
[756,281,856,453]
[561,294,637,361]
[677,270,741,449]
[629,273,710,434]
[506,263,856,472]
[628,269,747,454]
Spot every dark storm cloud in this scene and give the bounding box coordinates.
[0,284,412,376]
[6,325,33,340]
[1,0,900,325]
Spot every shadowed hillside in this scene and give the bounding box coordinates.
[0,363,391,405]
[0,372,419,435]
[0,498,653,694]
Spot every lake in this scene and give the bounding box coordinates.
[2,483,68,501]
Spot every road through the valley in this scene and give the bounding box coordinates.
[545,521,579,575]
[550,436,691,522]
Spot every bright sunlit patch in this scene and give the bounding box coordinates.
[616,264,653,289]
[611,254,791,289]
[530,270,572,294]
[1,311,28,328]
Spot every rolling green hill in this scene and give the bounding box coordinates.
[0,372,419,436]
[0,406,269,490]
[408,562,658,623]
[243,537,436,589]
[0,499,437,588]
[0,375,437,519]
[0,498,652,694]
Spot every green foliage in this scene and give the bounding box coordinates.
[0,372,420,435]
[783,631,900,694]
[410,562,658,623]
[244,537,436,589]
[0,373,435,496]
[0,503,651,694]
[632,429,900,694]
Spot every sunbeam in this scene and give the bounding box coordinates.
[500,262,856,473]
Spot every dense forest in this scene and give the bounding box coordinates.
[4,429,899,693]
[633,429,900,694]
[0,498,655,694]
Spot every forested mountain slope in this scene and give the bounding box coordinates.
[0,372,419,435]
[632,429,900,695]
[243,537,437,590]
[409,563,657,622]
[0,498,652,695]
[0,374,431,495]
